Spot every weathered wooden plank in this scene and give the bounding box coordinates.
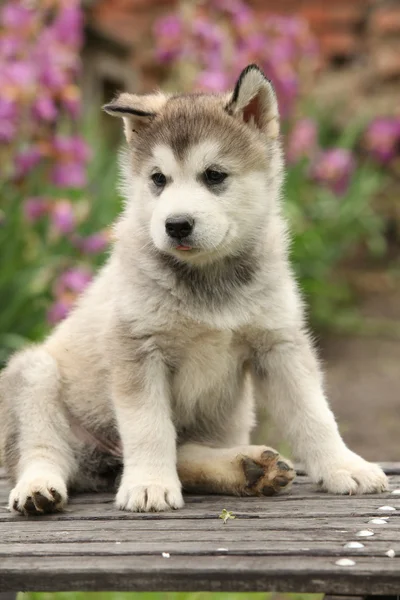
[0,515,399,530]
[2,522,400,544]
[1,507,398,522]
[1,555,400,594]
[1,540,398,558]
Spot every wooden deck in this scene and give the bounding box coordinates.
[0,465,399,595]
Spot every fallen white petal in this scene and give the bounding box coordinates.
[162,552,170,558]
[391,489,400,495]
[356,529,374,537]
[115,542,121,545]
[369,518,389,524]
[386,549,396,558]
[344,542,364,549]
[217,548,229,552]
[336,558,356,566]
[378,506,396,512]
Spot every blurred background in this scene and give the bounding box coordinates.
[1,0,399,470]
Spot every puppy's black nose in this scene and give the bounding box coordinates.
[165,216,194,239]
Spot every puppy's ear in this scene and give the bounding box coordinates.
[226,64,279,138]
[103,92,168,143]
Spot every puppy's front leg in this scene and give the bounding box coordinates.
[252,329,388,494]
[111,341,183,512]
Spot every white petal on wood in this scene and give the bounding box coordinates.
[335,558,356,566]
[386,549,396,558]
[356,529,375,537]
[378,506,396,511]
[369,518,389,524]
[391,489,400,495]
[344,542,365,549]
[161,552,170,558]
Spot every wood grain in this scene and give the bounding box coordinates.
[0,466,399,594]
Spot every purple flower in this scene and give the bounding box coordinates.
[0,34,22,58]
[53,135,91,162]
[24,197,49,222]
[51,163,87,188]
[287,118,318,164]
[61,85,81,118]
[5,61,36,87]
[52,5,83,48]
[77,232,109,254]
[0,98,17,142]
[196,70,229,92]
[1,3,33,29]
[51,201,75,234]
[154,15,182,38]
[55,267,92,296]
[39,61,68,91]
[311,148,355,196]
[32,96,58,122]
[47,300,71,325]
[364,117,400,164]
[15,146,42,176]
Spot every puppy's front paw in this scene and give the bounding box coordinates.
[317,453,388,495]
[116,479,184,512]
[9,473,67,515]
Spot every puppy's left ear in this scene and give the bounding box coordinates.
[226,64,279,138]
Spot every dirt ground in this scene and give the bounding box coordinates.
[321,284,400,462]
[255,282,400,462]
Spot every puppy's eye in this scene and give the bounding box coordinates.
[151,172,167,187]
[203,169,228,185]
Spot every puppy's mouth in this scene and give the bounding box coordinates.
[175,244,193,251]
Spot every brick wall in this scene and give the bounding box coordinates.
[85,0,400,94]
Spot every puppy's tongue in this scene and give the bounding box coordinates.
[176,245,192,251]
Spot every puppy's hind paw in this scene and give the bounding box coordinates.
[239,446,296,496]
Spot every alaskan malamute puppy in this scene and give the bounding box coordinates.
[0,65,388,514]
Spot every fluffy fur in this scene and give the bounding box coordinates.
[0,65,388,514]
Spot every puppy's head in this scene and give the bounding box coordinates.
[104,65,283,264]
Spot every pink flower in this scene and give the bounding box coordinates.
[24,197,49,222]
[154,15,182,38]
[287,118,318,164]
[1,3,33,29]
[52,5,83,48]
[51,163,87,188]
[5,61,36,87]
[0,34,21,58]
[51,200,75,234]
[77,232,109,254]
[55,267,92,296]
[0,98,17,142]
[364,117,400,164]
[32,96,58,122]
[47,300,71,325]
[53,135,91,162]
[15,146,42,176]
[311,148,355,196]
[39,61,68,91]
[196,70,229,92]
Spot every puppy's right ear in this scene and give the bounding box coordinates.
[103,92,168,143]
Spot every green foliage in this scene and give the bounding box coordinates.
[286,160,385,330]
[0,122,120,367]
[18,592,323,600]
